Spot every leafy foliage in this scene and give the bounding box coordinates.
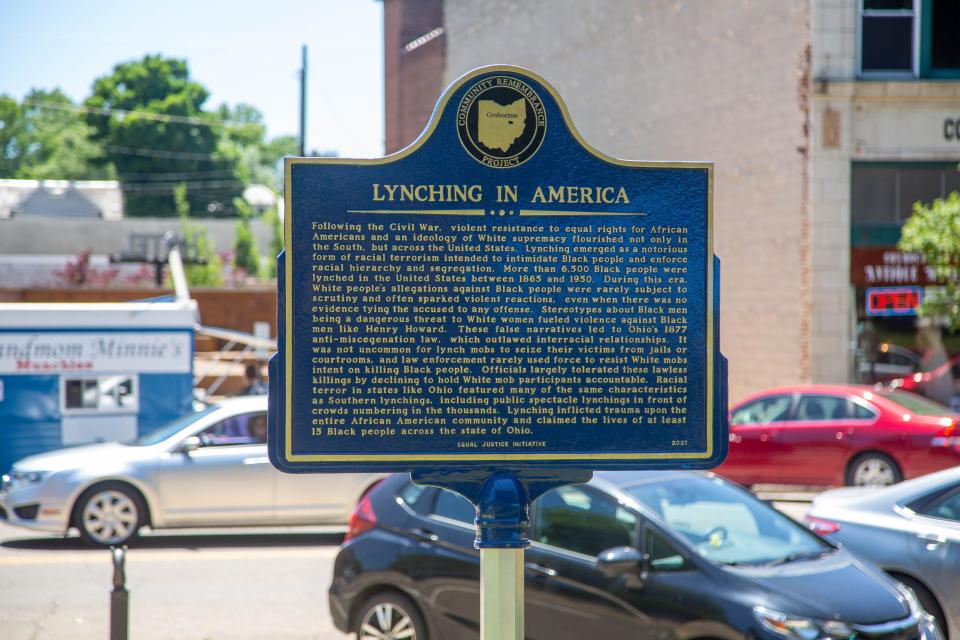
[1,55,294,289]
[263,205,284,278]
[85,55,240,217]
[2,54,291,231]
[232,197,262,278]
[898,189,960,330]
[175,182,223,286]
[215,104,294,193]
[263,135,299,190]
[55,251,120,287]
[0,89,114,180]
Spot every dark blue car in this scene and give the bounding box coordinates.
[330,471,941,640]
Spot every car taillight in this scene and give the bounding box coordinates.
[804,515,841,535]
[931,423,960,448]
[344,494,377,542]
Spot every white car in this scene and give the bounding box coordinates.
[0,396,384,546]
[807,467,960,640]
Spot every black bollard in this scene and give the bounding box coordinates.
[110,546,128,640]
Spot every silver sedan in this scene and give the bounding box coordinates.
[0,396,384,546]
[807,466,960,640]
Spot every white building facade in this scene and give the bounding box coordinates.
[812,0,960,385]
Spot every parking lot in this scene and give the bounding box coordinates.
[0,489,817,640]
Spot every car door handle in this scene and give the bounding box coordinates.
[919,533,947,548]
[411,528,439,543]
[525,562,557,577]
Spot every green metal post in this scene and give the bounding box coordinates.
[481,548,524,640]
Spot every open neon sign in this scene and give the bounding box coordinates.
[866,287,923,317]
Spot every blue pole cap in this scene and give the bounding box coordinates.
[475,472,530,549]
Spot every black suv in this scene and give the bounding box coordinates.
[330,471,940,640]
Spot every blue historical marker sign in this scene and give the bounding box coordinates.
[269,66,727,474]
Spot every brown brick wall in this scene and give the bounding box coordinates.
[384,0,446,154]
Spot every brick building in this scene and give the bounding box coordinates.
[382,0,960,403]
[384,0,446,154]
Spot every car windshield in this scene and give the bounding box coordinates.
[877,390,954,416]
[132,406,219,446]
[626,475,831,566]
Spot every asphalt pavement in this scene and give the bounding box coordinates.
[0,523,349,640]
[0,492,817,640]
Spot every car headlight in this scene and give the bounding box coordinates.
[753,607,854,640]
[9,470,49,487]
[894,582,923,618]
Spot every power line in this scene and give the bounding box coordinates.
[1,97,296,164]
[121,179,243,192]
[104,145,220,161]
[118,169,236,180]
[1,96,285,170]
[4,96,233,128]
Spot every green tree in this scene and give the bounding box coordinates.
[262,135,298,191]
[0,95,20,177]
[85,55,240,217]
[898,188,960,330]
[216,103,266,186]
[232,196,262,279]
[263,205,284,278]
[217,103,296,192]
[175,182,223,286]
[0,89,113,180]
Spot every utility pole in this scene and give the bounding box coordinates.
[299,44,307,156]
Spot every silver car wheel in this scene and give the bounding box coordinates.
[81,489,139,545]
[359,602,417,640]
[852,457,896,486]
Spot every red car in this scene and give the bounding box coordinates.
[717,384,960,487]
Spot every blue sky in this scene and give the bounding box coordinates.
[0,0,384,158]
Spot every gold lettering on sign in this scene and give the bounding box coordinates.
[305,216,694,445]
[531,186,630,204]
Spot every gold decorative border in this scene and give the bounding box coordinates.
[283,64,714,463]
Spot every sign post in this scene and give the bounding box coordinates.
[269,65,727,640]
[482,548,523,640]
[477,473,526,640]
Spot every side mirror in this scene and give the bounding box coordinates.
[178,435,202,453]
[597,546,643,578]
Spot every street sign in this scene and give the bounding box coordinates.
[269,65,727,475]
[270,64,728,640]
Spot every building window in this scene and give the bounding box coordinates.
[859,0,960,78]
[860,0,916,76]
[924,0,960,77]
[851,163,960,246]
[62,375,138,414]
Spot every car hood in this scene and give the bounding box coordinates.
[12,442,148,473]
[730,550,909,624]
